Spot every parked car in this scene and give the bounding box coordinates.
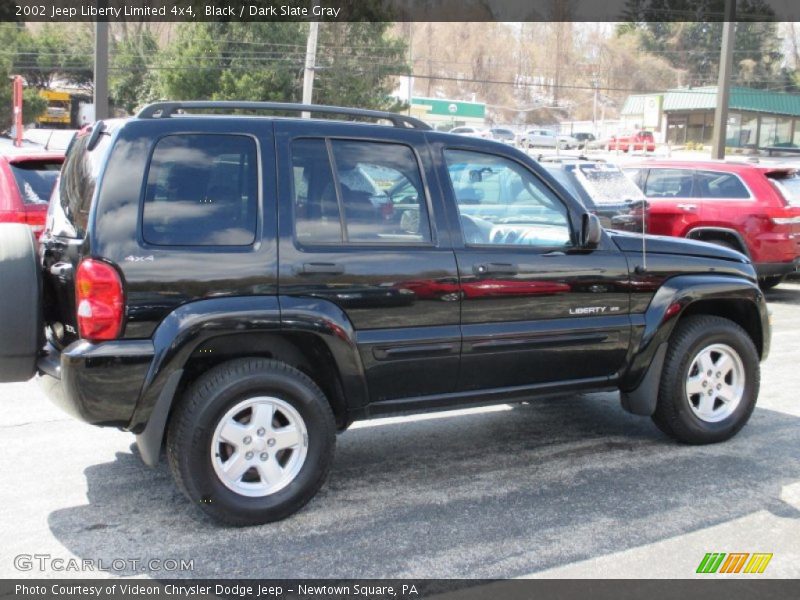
[0,141,64,238]
[448,126,489,138]
[607,130,656,153]
[519,128,578,150]
[624,160,800,288]
[0,102,770,525]
[487,127,516,144]
[572,132,596,149]
[541,158,646,232]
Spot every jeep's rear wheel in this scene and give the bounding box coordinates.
[166,358,335,526]
[0,223,42,382]
[652,315,759,444]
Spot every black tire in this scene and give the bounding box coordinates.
[652,315,760,444]
[759,275,784,290]
[166,358,336,526]
[0,223,41,382]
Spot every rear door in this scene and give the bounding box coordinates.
[693,169,755,240]
[276,121,461,404]
[640,167,701,236]
[435,142,631,392]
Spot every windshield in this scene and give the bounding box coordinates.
[10,161,62,205]
[575,164,645,205]
[770,172,800,206]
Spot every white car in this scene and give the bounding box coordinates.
[448,126,490,139]
[519,128,578,149]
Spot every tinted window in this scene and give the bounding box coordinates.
[643,169,695,198]
[695,170,750,199]
[49,129,111,238]
[142,135,258,246]
[10,161,61,205]
[769,172,800,206]
[292,139,431,245]
[292,139,342,243]
[445,149,571,248]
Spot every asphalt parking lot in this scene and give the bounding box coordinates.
[1,284,799,580]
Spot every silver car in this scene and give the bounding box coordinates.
[519,128,578,149]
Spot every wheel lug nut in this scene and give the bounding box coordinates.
[702,381,707,387]
[707,370,712,376]
[260,452,268,461]
[257,428,265,436]
[717,384,722,390]
[245,451,254,460]
[707,389,713,395]
[243,436,252,445]
[267,438,276,447]
[716,372,721,378]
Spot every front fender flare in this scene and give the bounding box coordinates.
[620,274,768,416]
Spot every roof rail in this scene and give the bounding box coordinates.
[136,101,431,130]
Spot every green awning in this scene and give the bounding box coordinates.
[662,86,800,117]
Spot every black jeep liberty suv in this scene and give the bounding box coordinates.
[0,102,770,525]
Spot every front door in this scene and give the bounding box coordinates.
[435,145,631,392]
[276,122,461,404]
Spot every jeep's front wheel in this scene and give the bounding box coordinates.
[652,315,760,444]
[166,358,336,526]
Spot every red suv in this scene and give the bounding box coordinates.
[0,143,64,238]
[624,160,800,288]
[607,130,655,153]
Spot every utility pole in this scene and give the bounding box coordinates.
[94,20,109,121]
[302,21,319,118]
[711,0,736,159]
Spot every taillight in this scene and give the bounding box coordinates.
[380,202,394,220]
[771,216,800,226]
[75,259,124,341]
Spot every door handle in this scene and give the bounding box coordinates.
[677,203,697,211]
[473,262,519,275]
[298,262,345,275]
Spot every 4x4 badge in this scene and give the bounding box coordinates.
[124,255,154,262]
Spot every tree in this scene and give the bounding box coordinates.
[159,22,408,110]
[0,25,46,128]
[620,0,787,90]
[110,29,160,113]
[12,24,93,90]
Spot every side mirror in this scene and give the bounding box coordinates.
[581,213,602,248]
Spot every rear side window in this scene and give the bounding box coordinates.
[142,134,258,246]
[643,169,695,198]
[10,161,61,205]
[291,138,432,245]
[769,172,800,206]
[49,129,110,238]
[695,170,750,199]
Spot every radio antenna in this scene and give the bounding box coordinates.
[640,200,647,272]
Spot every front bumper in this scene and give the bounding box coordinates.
[36,339,155,428]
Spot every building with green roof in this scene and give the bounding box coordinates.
[622,86,800,148]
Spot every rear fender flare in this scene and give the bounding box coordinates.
[129,296,367,457]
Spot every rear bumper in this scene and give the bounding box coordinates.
[36,339,154,428]
[755,258,800,279]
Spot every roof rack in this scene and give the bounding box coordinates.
[136,101,431,130]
